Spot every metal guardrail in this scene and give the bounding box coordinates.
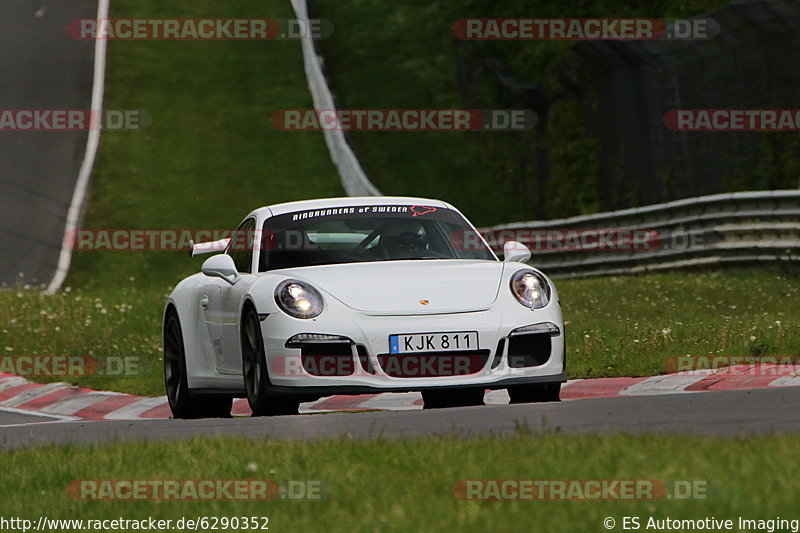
[291,0,381,197]
[481,190,800,278]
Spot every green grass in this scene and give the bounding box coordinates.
[0,284,166,396]
[559,266,800,378]
[2,266,798,396]
[2,433,800,531]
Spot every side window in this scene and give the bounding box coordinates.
[227,218,256,274]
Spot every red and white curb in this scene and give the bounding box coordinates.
[1,365,798,422]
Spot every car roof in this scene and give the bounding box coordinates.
[247,196,453,219]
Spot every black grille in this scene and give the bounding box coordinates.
[377,350,490,378]
[300,343,355,376]
[491,338,506,369]
[356,344,376,375]
[507,334,551,368]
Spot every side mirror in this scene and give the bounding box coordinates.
[201,254,240,285]
[503,241,531,263]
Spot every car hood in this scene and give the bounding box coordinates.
[280,260,505,315]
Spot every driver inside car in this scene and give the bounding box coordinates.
[376,220,430,259]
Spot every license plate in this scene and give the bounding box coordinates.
[389,331,479,354]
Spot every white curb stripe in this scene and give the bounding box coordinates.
[768,374,800,387]
[299,395,379,413]
[103,396,167,420]
[299,403,336,414]
[39,390,126,416]
[360,392,422,411]
[47,0,110,294]
[0,376,30,393]
[484,389,510,404]
[298,397,329,413]
[0,383,70,407]
[619,371,715,396]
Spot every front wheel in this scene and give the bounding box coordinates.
[507,382,561,404]
[163,310,232,419]
[241,306,300,416]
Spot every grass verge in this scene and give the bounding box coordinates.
[559,266,800,378]
[2,433,800,531]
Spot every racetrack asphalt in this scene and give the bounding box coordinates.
[0,1,97,287]
[1,387,798,450]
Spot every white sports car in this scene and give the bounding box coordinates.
[163,197,565,418]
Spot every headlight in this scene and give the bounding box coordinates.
[275,279,324,319]
[510,269,550,309]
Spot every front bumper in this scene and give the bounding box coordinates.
[260,302,565,393]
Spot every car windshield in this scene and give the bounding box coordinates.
[258,204,495,271]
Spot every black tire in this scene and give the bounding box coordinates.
[163,309,232,419]
[241,305,300,416]
[507,382,561,404]
[422,388,485,409]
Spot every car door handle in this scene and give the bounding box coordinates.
[200,295,209,310]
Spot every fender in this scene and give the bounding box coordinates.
[165,273,226,389]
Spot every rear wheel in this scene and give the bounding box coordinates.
[241,305,300,416]
[422,388,485,409]
[507,382,561,404]
[163,310,232,419]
